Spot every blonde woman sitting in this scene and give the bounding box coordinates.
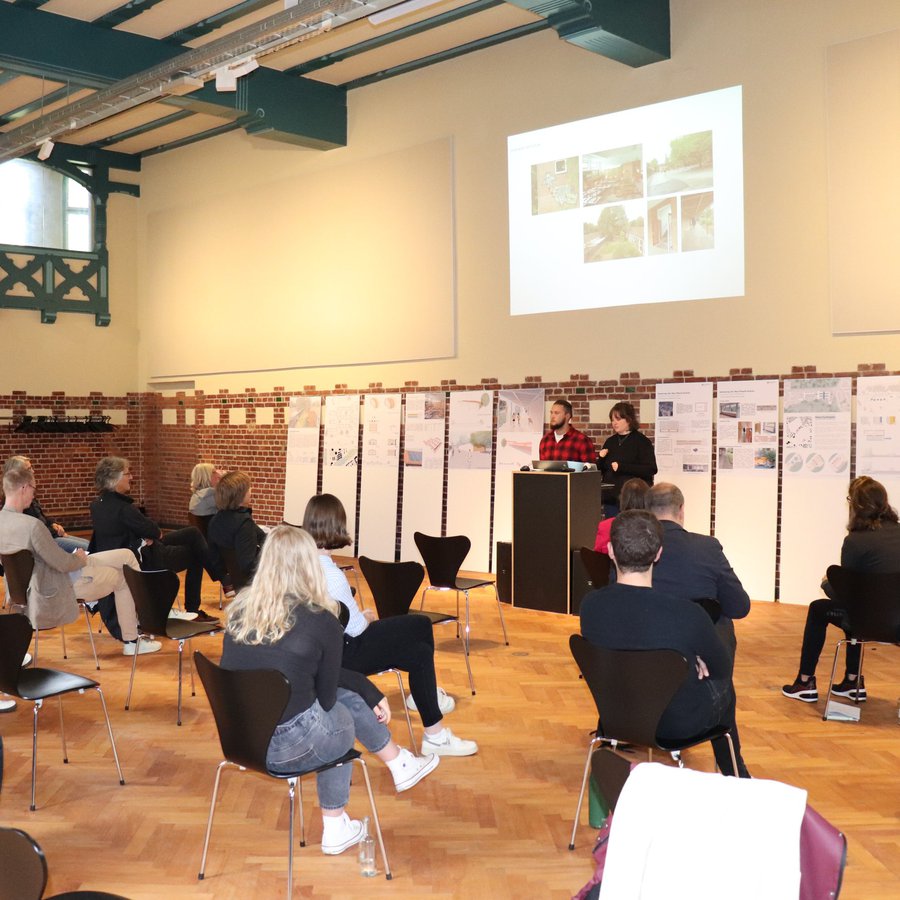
[220,525,438,855]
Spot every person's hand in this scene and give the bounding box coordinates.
[695,656,710,680]
[52,523,66,536]
[611,461,619,472]
[598,448,609,458]
[373,698,391,725]
[73,549,88,562]
[362,609,377,623]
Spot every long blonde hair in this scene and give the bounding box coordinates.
[226,524,338,645]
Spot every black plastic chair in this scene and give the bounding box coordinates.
[358,556,448,752]
[216,545,251,595]
[413,532,509,695]
[194,652,391,895]
[121,567,221,726]
[579,546,612,591]
[1,549,99,670]
[821,565,900,715]
[187,512,213,538]
[567,634,738,850]
[0,826,132,900]
[0,614,124,811]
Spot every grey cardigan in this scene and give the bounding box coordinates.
[0,508,83,629]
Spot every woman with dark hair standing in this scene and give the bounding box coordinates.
[303,494,478,758]
[782,475,900,703]
[597,401,657,513]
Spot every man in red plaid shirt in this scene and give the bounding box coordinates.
[539,399,597,463]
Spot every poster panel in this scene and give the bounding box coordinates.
[856,375,900,504]
[447,390,494,570]
[400,392,446,562]
[714,380,779,601]
[321,394,360,546]
[494,389,544,544]
[779,378,852,604]
[283,395,321,524]
[654,382,713,534]
[358,394,402,560]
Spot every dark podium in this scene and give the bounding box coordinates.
[512,470,604,615]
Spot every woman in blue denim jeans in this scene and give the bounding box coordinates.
[221,525,439,855]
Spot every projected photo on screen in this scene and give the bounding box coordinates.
[508,86,744,315]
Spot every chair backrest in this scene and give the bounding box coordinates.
[194,652,291,775]
[0,549,35,606]
[217,544,251,592]
[579,547,611,590]
[358,556,425,619]
[187,512,212,538]
[0,827,48,900]
[826,564,900,643]
[0,614,33,694]
[569,635,688,747]
[413,532,470,589]
[122,566,180,636]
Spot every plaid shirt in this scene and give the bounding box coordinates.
[539,427,596,463]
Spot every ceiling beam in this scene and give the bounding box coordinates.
[0,3,348,153]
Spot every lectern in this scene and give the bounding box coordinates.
[512,470,604,614]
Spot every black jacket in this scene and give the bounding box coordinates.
[207,507,265,580]
[90,490,160,556]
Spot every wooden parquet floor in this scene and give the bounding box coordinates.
[1,569,898,898]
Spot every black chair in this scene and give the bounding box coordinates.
[579,547,612,591]
[413,532,509,695]
[0,614,124,811]
[358,556,449,752]
[215,545,251,595]
[0,826,131,900]
[194,652,391,894]
[1,549,99,670]
[821,565,900,715]
[187,512,212,538]
[567,634,738,850]
[121,567,221,726]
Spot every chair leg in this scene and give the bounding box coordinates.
[95,686,125,786]
[31,698,42,811]
[298,777,306,847]
[177,640,185,726]
[61,624,68,659]
[491,583,509,646]
[33,627,39,667]
[124,637,141,711]
[394,671,417,754]
[287,777,296,900]
[569,736,602,850]
[58,695,68,763]
[82,603,100,670]
[853,642,866,704]
[822,640,845,719]
[353,757,392,879]
[463,591,475,695]
[198,760,232,881]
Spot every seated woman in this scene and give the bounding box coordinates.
[207,471,266,586]
[594,477,650,555]
[221,525,438,855]
[782,475,900,703]
[302,494,478,758]
[189,463,224,518]
[90,456,219,623]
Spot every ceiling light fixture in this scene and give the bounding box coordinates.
[214,57,260,92]
[36,138,54,160]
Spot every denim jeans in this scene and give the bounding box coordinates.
[267,688,391,810]
[55,535,90,552]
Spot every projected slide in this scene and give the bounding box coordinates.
[508,86,744,315]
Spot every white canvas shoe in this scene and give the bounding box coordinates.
[388,749,439,792]
[123,638,162,656]
[405,686,456,715]
[421,728,478,757]
[321,813,364,855]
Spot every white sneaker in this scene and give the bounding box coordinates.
[123,638,163,656]
[421,727,478,757]
[168,608,198,621]
[388,748,440,792]
[406,686,456,715]
[0,698,17,713]
[321,813,364,855]
[21,652,32,667]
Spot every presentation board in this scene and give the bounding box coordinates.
[283,395,321,525]
[358,394,402,561]
[321,394,360,547]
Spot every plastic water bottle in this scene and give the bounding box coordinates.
[358,816,376,877]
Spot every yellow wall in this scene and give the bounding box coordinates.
[6,0,900,396]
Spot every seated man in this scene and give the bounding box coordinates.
[90,456,219,623]
[3,456,89,552]
[0,464,160,656]
[580,509,748,777]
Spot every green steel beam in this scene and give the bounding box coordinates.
[0,3,348,149]
[0,83,77,126]
[342,19,549,90]
[90,0,169,29]
[288,0,503,76]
